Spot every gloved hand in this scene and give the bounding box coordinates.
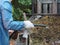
[24,21,34,28]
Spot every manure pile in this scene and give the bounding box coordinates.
[30,16,60,45]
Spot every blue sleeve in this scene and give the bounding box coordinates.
[1,1,25,30]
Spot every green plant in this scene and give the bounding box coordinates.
[12,0,32,21]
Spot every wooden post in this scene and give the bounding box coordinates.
[53,0,57,14]
[32,0,34,15]
[49,4,52,13]
[37,0,41,14]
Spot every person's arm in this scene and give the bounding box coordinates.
[1,1,24,30]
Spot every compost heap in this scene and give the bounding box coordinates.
[30,16,60,45]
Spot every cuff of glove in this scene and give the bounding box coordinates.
[24,21,34,28]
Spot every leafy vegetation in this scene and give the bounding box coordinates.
[12,0,32,21]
